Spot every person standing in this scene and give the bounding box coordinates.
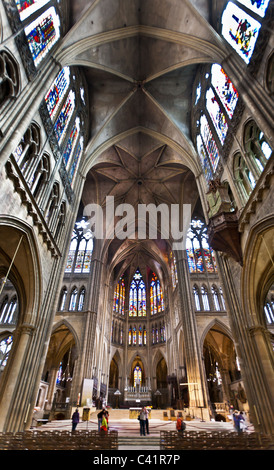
[233,411,240,432]
[238,411,246,432]
[97,408,105,432]
[71,408,80,432]
[176,413,186,434]
[144,407,150,435]
[100,412,108,433]
[139,407,147,436]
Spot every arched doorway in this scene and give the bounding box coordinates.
[203,322,243,419]
[40,323,78,420]
[0,223,41,432]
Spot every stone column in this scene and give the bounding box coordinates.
[176,251,208,414]
[0,323,36,431]
[218,255,274,435]
[45,368,59,410]
[79,247,103,402]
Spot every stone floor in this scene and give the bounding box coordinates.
[34,410,252,450]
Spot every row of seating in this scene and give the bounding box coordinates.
[0,430,118,450]
[160,431,274,450]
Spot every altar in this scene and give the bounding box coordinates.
[129,407,151,419]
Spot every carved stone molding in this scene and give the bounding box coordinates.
[5,159,61,259]
[239,160,274,232]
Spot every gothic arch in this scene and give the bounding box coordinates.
[128,353,147,386]
[200,318,232,351]
[50,320,80,365]
[83,127,200,178]
[0,217,41,327]
[242,215,274,327]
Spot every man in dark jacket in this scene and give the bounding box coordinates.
[72,408,80,431]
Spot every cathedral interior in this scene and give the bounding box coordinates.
[0,0,273,438]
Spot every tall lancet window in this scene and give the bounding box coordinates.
[45,66,71,121]
[134,365,142,387]
[221,2,262,64]
[65,219,94,274]
[16,0,51,21]
[129,269,146,317]
[150,273,164,315]
[24,7,61,67]
[186,219,217,274]
[113,276,125,315]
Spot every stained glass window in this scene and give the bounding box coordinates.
[0,335,13,370]
[0,297,8,324]
[63,117,80,167]
[45,67,70,121]
[170,252,178,289]
[134,366,142,387]
[69,288,78,311]
[193,286,201,311]
[160,324,166,342]
[186,219,217,274]
[69,136,84,183]
[74,235,93,273]
[16,0,50,21]
[25,7,61,67]
[150,273,164,315]
[132,326,137,345]
[206,87,228,145]
[201,286,210,311]
[113,276,125,315]
[237,0,270,17]
[211,64,239,120]
[195,83,201,104]
[128,327,132,345]
[59,287,67,311]
[259,132,272,160]
[54,89,75,145]
[129,269,146,317]
[221,2,261,64]
[212,286,221,311]
[0,295,17,325]
[139,326,143,346]
[197,134,213,182]
[56,362,62,384]
[78,288,85,311]
[200,114,220,171]
[65,219,94,274]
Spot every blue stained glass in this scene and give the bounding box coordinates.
[206,88,228,145]
[69,137,84,182]
[200,115,220,171]
[63,117,80,167]
[129,269,146,317]
[54,89,75,144]
[197,135,213,181]
[16,0,50,21]
[221,2,261,64]
[211,64,239,120]
[237,0,270,17]
[45,67,70,121]
[25,7,60,67]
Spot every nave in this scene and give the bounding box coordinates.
[2,409,273,452]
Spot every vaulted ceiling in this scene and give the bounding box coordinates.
[54,0,230,274]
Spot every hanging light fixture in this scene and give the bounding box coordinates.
[61,346,73,382]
